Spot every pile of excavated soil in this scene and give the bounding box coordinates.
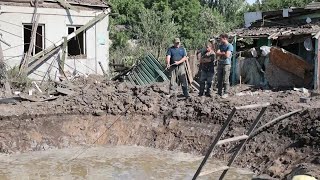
[0,80,319,179]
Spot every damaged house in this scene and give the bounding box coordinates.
[0,0,111,80]
[231,2,320,90]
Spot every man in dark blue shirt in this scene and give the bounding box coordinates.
[198,41,216,97]
[166,38,189,98]
[216,34,233,98]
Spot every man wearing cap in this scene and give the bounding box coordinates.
[216,34,233,98]
[166,38,189,98]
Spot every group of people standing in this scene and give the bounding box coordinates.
[166,34,233,99]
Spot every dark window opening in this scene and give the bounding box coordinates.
[67,26,85,57]
[23,24,44,55]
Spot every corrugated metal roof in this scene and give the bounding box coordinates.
[125,53,169,86]
[232,23,320,38]
[305,2,320,10]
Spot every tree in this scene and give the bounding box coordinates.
[192,7,227,48]
[134,6,178,58]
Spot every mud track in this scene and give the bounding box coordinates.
[0,81,319,179]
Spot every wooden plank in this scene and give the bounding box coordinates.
[0,41,12,97]
[27,47,60,74]
[56,0,80,12]
[185,59,199,91]
[219,107,268,180]
[56,87,75,95]
[252,109,302,136]
[270,47,314,79]
[217,135,248,146]
[40,57,55,85]
[235,103,270,110]
[60,36,67,75]
[185,59,194,83]
[19,94,58,102]
[192,108,237,180]
[20,13,40,74]
[316,38,320,90]
[98,61,106,76]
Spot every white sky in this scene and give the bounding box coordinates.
[246,0,256,5]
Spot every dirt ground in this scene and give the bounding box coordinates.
[0,78,319,179]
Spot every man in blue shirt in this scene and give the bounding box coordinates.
[216,34,233,98]
[166,38,189,98]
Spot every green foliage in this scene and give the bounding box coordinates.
[134,5,178,57]
[109,0,317,68]
[7,66,32,89]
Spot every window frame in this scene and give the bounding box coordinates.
[23,23,45,55]
[66,25,87,58]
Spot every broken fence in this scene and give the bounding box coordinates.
[125,53,169,86]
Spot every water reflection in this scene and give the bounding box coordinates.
[0,146,252,180]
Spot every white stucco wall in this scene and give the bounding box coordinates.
[0,5,110,80]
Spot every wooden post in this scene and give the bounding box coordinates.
[27,47,60,74]
[60,36,67,75]
[0,42,12,97]
[19,11,40,74]
[314,38,320,90]
[98,61,106,76]
[56,0,80,12]
[192,108,237,180]
[219,107,268,180]
[231,36,237,85]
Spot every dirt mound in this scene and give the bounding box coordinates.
[0,80,319,179]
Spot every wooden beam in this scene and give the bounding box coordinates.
[0,42,12,97]
[235,103,270,110]
[28,11,109,74]
[55,0,80,12]
[27,47,60,74]
[20,13,40,74]
[315,38,320,90]
[219,107,268,180]
[231,35,237,85]
[59,36,67,75]
[192,108,237,180]
[98,61,106,76]
[217,135,248,146]
[252,109,302,137]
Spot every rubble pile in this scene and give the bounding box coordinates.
[0,76,319,179]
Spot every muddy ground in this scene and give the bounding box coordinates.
[0,78,319,179]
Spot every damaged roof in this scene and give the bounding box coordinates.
[232,23,320,39]
[233,2,320,39]
[0,0,110,9]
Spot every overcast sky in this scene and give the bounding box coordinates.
[247,0,256,5]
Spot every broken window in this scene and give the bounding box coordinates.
[23,24,45,55]
[67,26,86,57]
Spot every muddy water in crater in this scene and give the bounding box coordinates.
[0,146,252,180]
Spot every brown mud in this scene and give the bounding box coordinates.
[0,80,319,179]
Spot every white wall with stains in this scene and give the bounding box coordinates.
[0,5,109,80]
